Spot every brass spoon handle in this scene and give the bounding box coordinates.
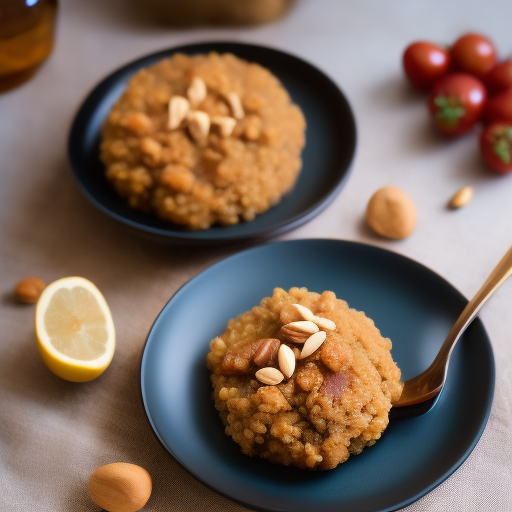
[433,244,512,371]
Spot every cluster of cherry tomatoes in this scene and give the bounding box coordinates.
[403,33,512,173]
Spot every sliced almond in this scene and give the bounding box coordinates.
[225,92,245,119]
[187,111,210,141]
[312,316,336,331]
[168,96,190,130]
[281,321,319,344]
[300,331,327,359]
[187,76,207,107]
[449,185,473,209]
[278,344,296,379]
[255,367,284,385]
[292,303,315,321]
[292,304,336,331]
[211,116,237,137]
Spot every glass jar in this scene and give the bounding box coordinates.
[0,0,58,92]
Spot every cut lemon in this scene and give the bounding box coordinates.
[35,277,115,382]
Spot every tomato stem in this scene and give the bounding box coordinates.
[494,140,511,164]
[493,127,512,164]
[434,96,466,128]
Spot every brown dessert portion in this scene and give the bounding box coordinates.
[100,52,306,230]
[207,287,403,470]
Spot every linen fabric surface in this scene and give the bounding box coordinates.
[1,1,511,511]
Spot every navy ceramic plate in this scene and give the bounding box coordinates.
[68,42,356,245]
[140,239,495,512]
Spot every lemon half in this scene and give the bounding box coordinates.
[35,277,115,382]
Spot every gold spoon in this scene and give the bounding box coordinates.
[392,244,512,417]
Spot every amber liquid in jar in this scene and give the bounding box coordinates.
[0,0,57,92]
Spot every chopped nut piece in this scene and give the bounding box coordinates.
[255,367,285,385]
[187,111,210,141]
[211,116,237,137]
[226,92,245,119]
[168,96,190,130]
[449,185,473,209]
[300,331,327,359]
[281,321,319,344]
[187,76,207,106]
[278,344,296,379]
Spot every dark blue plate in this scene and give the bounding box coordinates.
[68,42,356,245]
[140,239,495,512]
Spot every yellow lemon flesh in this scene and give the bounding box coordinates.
[35,277,115,382]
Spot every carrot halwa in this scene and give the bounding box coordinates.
[100,53,306,229]
[207,287,403,470]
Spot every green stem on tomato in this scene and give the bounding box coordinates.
[434,96,466,128]
[493,127,512,164]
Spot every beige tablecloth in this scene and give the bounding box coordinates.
[1,1,511,511]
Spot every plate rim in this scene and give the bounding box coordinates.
[67,41,357,245]
[139,238,496,512]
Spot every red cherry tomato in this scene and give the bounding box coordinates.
[483,90,512,124]
[480,122,512,173]
[485,60,512,94]
[451,33,497,78]
[428,73,487,135]
[403,41,451,91]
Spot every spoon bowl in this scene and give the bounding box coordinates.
[393,244,512,417]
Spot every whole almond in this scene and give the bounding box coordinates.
[253,338,280,367]
[187,76,207,107]
[281,321,319,343]
[168,96,190,130]
[300,331,327,359]
[14,277,45,304]
[255,367,284,385]
[449,186,473,209]
[88,462,152,512]
[278,344,296,379]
